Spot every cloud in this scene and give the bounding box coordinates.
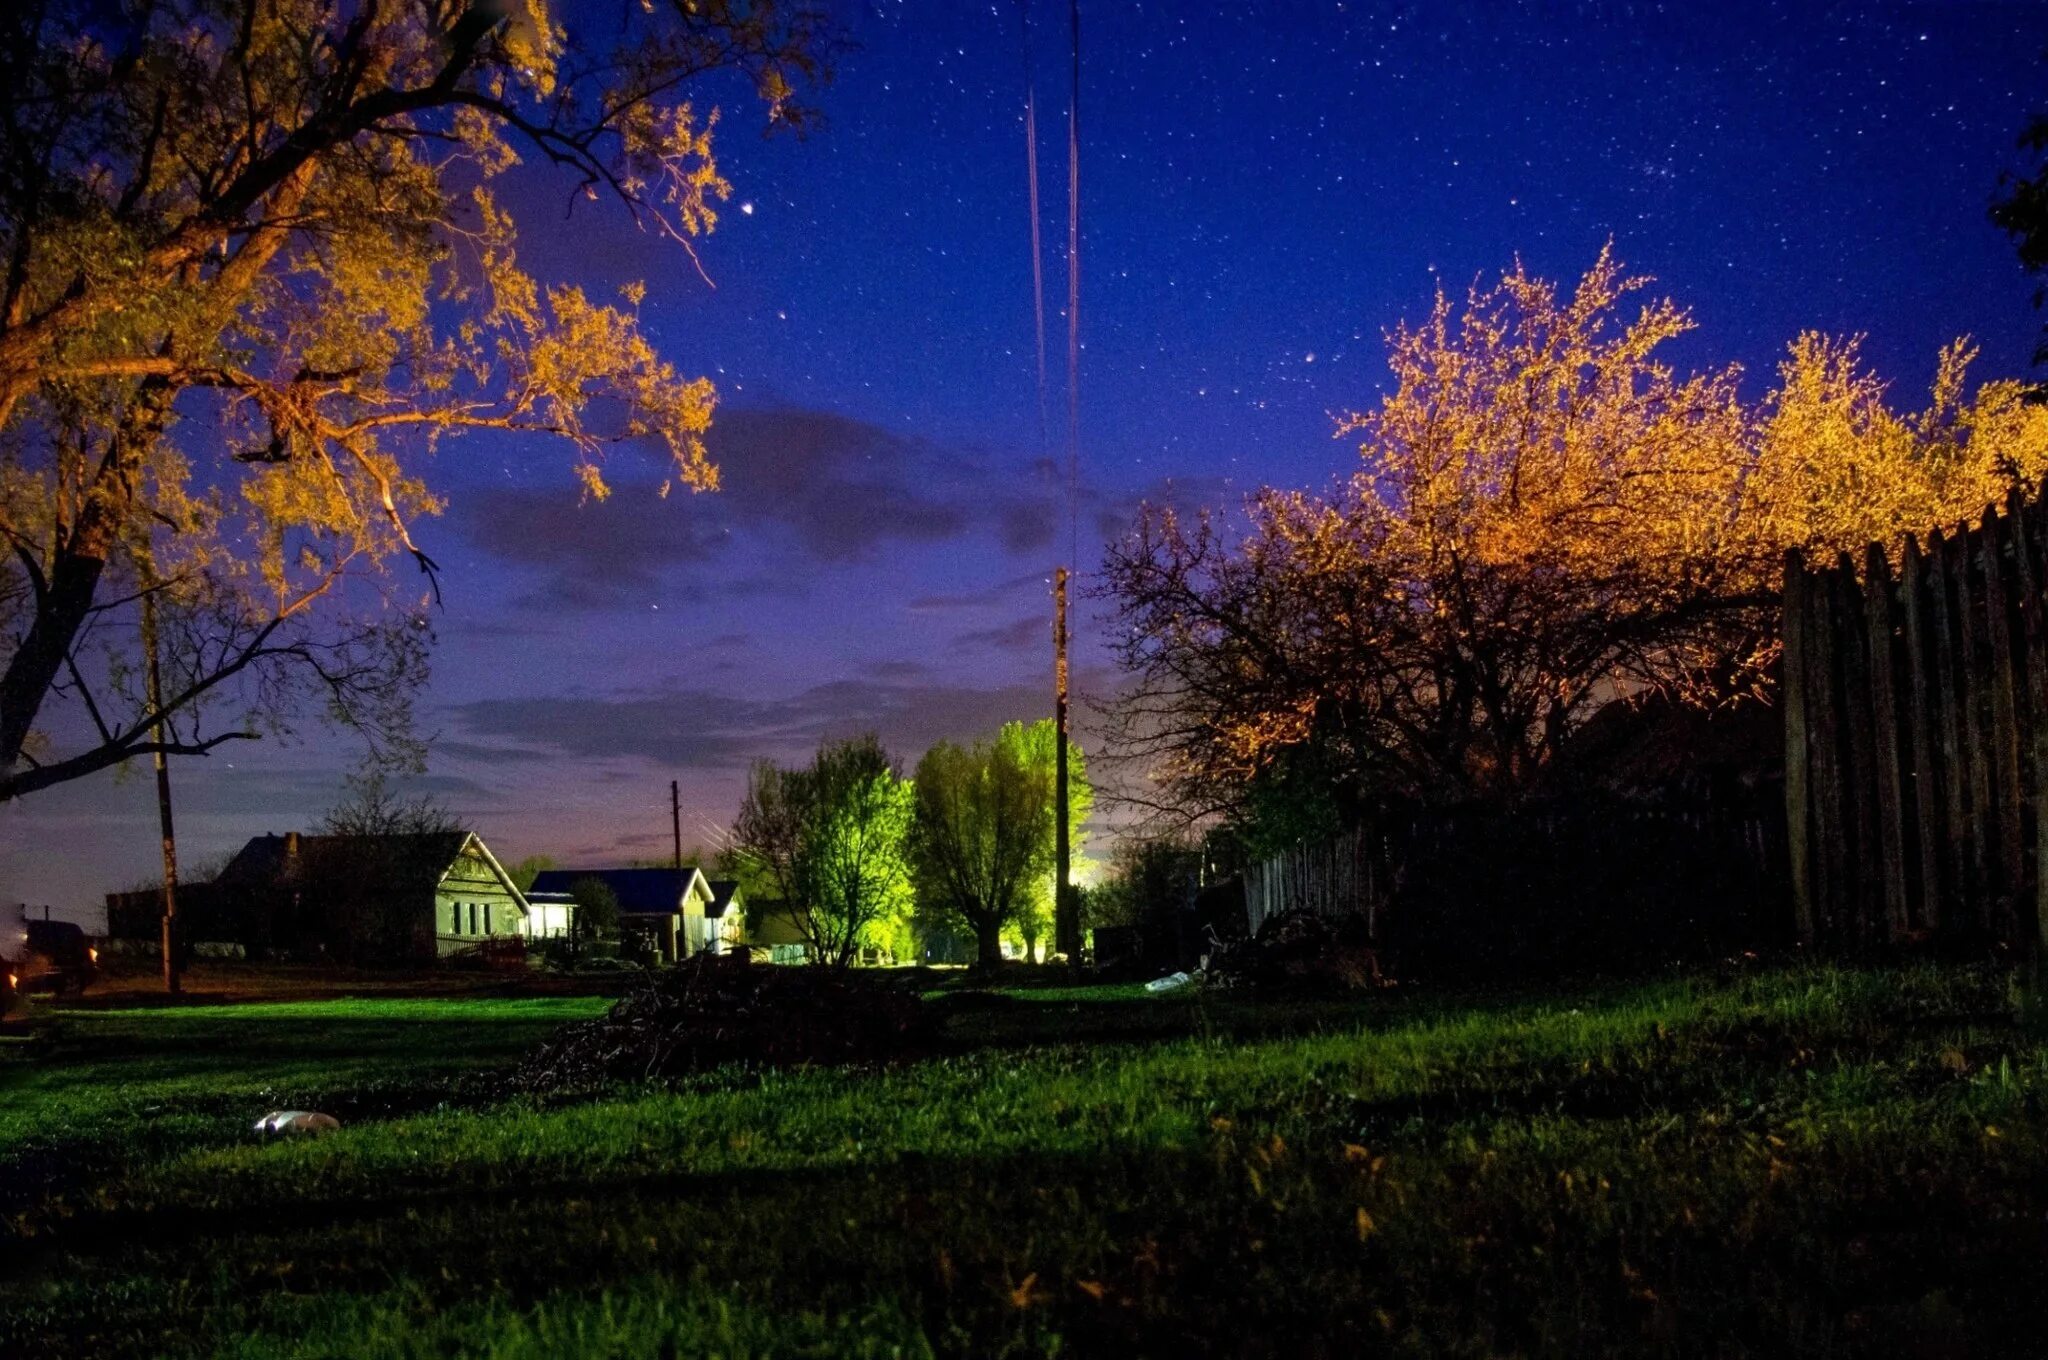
[447,675,1053,774]
[956,614,1046,654]
[906,570,1052,613]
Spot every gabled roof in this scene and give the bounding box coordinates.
[706,879,743,919]
[215,831,527,911]
[526,866,713,916]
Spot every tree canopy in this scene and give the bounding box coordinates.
[1103,248,2048,826]
[732,733,914,968]
[0,0,836,800]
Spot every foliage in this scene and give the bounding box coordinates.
[1087,834,1200,931]
[910,730,1054,969]
[732,734,914,968]
[1993,84,2048,377]
[1103,248,2048,820]
[506,855,557,893]
[317,768,465,837]
[0,0,837,800]
[9,967,2048,1356]
[566,877,622,946]
[1003,718,1092,959]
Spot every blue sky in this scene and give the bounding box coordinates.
[7,0,2047,921]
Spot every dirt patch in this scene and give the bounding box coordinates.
[506,953,932,1094]
[1201,911,1390,992]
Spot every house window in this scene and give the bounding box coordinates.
[484,903,494,935]
[468,903,479,935]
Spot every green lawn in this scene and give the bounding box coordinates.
[3,967,2046,1357]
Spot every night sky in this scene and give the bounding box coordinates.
[7,0,2047,922]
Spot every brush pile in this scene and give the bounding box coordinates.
[1200,910,1390,992]
[508,952,930,1094]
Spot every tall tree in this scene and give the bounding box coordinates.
[0,0,836,800]
[731,733,913,968]
[1001,718,1090,961]
[318,766,464,837]
[1994,82,2048,381]
[1103,249,2048,825]
[910,731,1053,971]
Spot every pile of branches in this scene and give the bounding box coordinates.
[1201,911,1391,992]
[507,952,931,1094]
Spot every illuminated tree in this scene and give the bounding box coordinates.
[733,734,913,969]
[0,0,835,800]
[1000,718,1090,962]
[911,726,1053,971]
[1104,249,2048,822]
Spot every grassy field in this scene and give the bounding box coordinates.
[3,965,2047,1357]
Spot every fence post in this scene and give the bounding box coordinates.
[1900,534,1944,931]
[1982,504,2026,938]
[1783,549,1815,947]
[1948,526,1992,932]
[2010,489,2048,962]
[1862,543,1910,941]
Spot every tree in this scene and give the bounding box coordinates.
[910,732,1054,971]
[731,734,913,968]
[319,767,464,837]
[1102,249,2048,827]
[999,718,1090,962]
[507,854,556,893]
[0,0,837,801]
[567,876,621,955]
[1088,835,1199,934]
[1994,83,2048,381]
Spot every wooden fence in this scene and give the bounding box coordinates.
[1243,825,1385,938]
[1240,798,1784,976]
[1783,488,2048,955]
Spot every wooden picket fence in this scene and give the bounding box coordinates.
[1242,824,1384,939]
[1239,798,1784,976]
[1782,488,2048,955]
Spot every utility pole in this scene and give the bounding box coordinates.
[671,778,685,959]
[141,585,181,996]
[1054,567,1078,969]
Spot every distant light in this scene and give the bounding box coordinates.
[740,202,755,216]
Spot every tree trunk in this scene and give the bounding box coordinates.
[974,916,1004,973]
[0,545,106,781]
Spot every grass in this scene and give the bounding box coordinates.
[3,965,2046,1356]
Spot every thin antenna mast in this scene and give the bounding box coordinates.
[1054,0,1082,970]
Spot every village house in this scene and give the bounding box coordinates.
[106,830,545,965]
[525,866,725,962]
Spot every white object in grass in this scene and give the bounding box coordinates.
[1144,972,1193,993]
[254,1110,341,1135]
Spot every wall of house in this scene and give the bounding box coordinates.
[434,850,527,957]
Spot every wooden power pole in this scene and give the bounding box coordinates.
[1054,566,1078,968]
[671,779,683,872]
[141,587,181,996]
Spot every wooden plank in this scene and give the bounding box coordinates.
[2010,488,2048,964]
[1806,550,1846,948]
[1836,553,1881,949]
[1863,543,1911,941]
[1927,527,1971,929]
[1901,534,1944,931]
[1983,503,2026,938]
[1782,550,1815,948]
[1950,525,1992,932]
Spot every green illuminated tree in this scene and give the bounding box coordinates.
[733,734,913,969]
[909,720,1088,971]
